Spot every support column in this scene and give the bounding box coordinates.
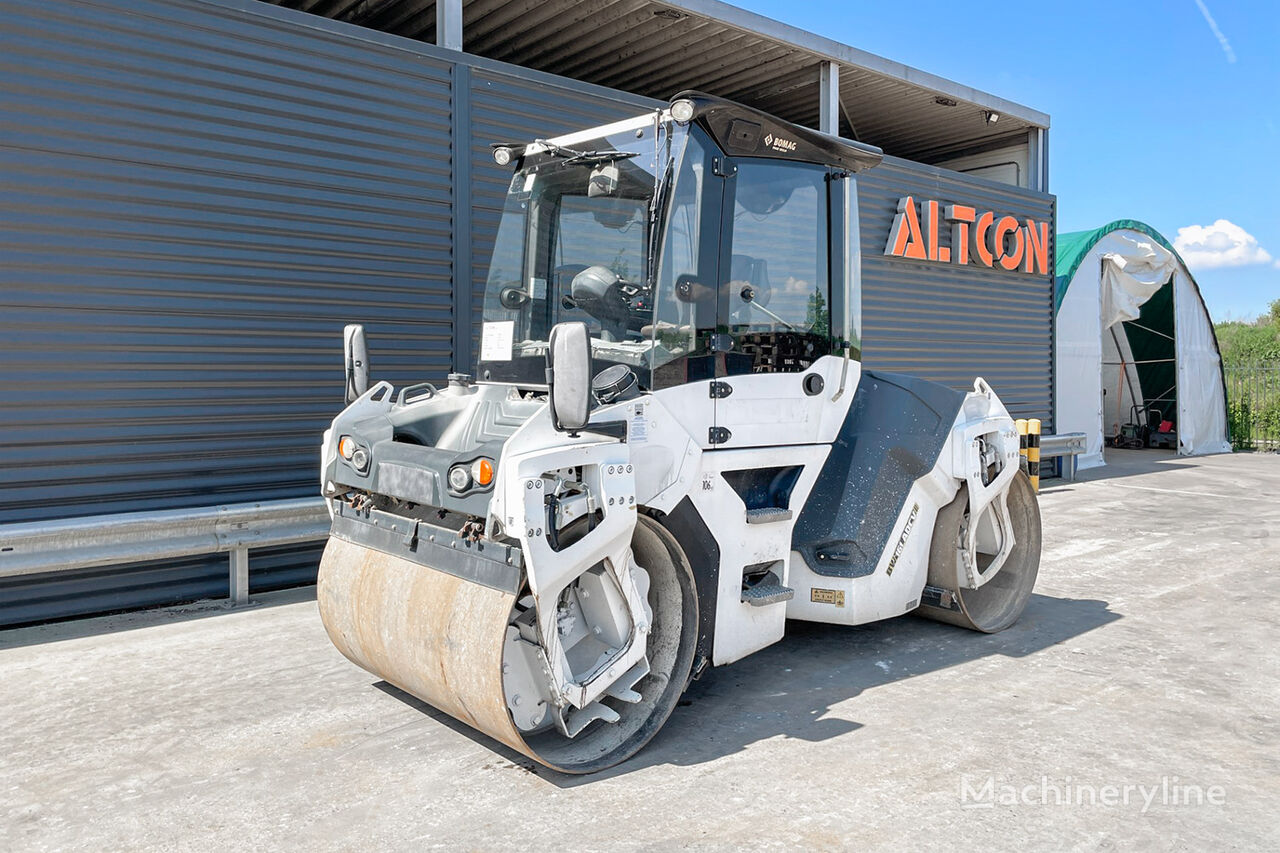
[229,547,249,605]
[437,0,462,51]
[1026,127,1050,192]
[1039,128,1049,192]
[450,63,473,373]
[819,61,839,136]
[1027,128,1040,192]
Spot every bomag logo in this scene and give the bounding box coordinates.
[762,133,797,153]
[884,195,1050,276]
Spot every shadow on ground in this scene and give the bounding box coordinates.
[0,586,318,651]
[375,591,1120,787]
[1056,448,1201,484]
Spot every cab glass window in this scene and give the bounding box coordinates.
[724,162,830,373]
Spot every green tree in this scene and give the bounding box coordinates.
[1217,299,1280,449]
[1215,302,1280,366]
[806,288,830,340]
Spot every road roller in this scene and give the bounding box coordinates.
[317,93,1041,773]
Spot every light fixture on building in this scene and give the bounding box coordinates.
[984,110,1000,124]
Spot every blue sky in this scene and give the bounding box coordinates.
[743,0,1280,321]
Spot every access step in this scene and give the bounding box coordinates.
[744,507,793,525]
[741,581,795,607]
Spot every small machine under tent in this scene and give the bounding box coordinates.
[1054,220,1231,469]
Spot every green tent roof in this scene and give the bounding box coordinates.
[1054,219,1177,311]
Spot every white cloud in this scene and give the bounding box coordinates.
[1173,219,1273,269]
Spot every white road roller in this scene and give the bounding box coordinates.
[317,93,1041,773]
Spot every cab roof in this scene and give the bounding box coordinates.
[678,91,883,174]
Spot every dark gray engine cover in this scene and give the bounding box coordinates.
[792,370,964,578]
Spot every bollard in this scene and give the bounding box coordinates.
[1027,418,1041,492]
[1016,419,1028,475]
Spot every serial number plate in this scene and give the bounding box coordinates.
[810,588,845,607]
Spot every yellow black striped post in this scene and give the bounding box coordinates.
[1027,418,1041,492]
[1016,419,1028,475]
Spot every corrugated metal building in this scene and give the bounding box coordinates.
[0,0,1054,625]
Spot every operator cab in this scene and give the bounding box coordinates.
[478,92,883,393]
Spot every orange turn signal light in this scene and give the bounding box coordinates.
[472,458,494,486]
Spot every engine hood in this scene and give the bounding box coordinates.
[323,381,544,517]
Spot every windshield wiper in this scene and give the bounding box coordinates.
[532,139,639,166]
[564,150,639,166]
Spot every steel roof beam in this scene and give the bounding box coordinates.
[552,17,739,83]
[652,48,808,101]
[726,64,823,102]
[465,0,585,54]
[310,0,363,18]
[660,0,1049,127]
[364,0,434,33]
[502,4,684,72]
[598,32,790,93]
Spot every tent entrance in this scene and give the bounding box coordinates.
[1054,221,1231,463]
[1100,276,1178,451]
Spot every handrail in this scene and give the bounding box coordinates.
[0,497,332,604]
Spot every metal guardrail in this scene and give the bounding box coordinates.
[1040,432,1088,481]
[0,431,1094,606]
[0,498,331,604]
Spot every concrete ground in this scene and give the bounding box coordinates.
[2,450,1277,851]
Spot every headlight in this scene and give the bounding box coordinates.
[448,465,472,492]
[670,98,696,123]
[338,435,369,472]
[493,147,513,166]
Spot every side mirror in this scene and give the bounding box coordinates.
[546,322,592,433]
[343,324,369,404]
[499,285,532,309]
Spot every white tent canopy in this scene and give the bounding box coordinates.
[1055,221,1230,468]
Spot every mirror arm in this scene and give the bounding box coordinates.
[579,420,627,441]
[343,324,370,405]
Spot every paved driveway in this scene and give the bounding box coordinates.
[2,450,1277,851]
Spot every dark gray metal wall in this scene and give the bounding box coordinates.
[1,0,457,524]
[859,156,1056,427]
[0,0,652,626]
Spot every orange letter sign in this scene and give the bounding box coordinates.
[1024,219,1049,275]
[885,197,1049,275]
[946,204,976,266]
[995,215,1024,271]
[885,196,927,260]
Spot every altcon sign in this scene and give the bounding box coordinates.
[885,195,1050,275]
